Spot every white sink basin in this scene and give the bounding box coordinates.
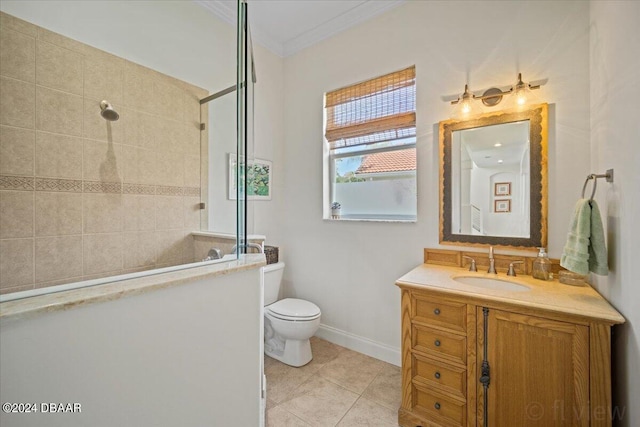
[452,275,531,292]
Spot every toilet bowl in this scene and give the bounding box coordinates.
[262,263,321,367]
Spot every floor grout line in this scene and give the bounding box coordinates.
[265,338,400,427]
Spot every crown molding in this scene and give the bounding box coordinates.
[195,0,405,58]
[282,0,405,57]
[194,0,236,26]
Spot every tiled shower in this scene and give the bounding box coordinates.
[0,12,208,294]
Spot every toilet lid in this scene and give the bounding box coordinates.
[267,298,320,319]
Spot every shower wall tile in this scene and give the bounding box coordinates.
[184,155,201,188]
[35,86,82,136]
[183,232,195,262]
[184,197,201,230]
[183,91,202,125]
[183,123,200,157]
[83,139,123,183]
[35,192,82,236]
[123,231,156,269]
[34,235,82,283]
[83,98,124,142]
[83,193,123,233]
[84,54,124,105]
[0,238,34,288]
[0,126,35,176]
[156,196,184,230]
[156,119,185,154]
[0,190,33,238]
[83,233,123,275]
[33,275,83,290]
[0,28,35,83]
[36,40,83,95]
[36,27,84,54]
[35,131,82,179]
[0,13,206,294]
[154,79,184,123]
[156,230,187,264]
[123,194,155,231]
[123,145,156,185]
[123,63,155,113]
[0,12,37,37]
[124,110,156,150]
[156,150,184,187]
[0,76,35,129]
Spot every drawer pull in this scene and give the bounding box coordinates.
[434,339,441,347]
[434,371,441,379]
[434,308,441,315]
[434,402,441,410]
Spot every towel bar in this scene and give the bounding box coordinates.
[581,169,614,200]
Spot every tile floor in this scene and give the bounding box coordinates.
[265,337,402,426]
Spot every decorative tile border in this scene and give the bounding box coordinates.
[184,187,200,197]
[0,176,35,191]
[123,183,156,195]
[36,177,82,193]
[156,185,183,196]
[0,175,200,198]
[83,181,122,194]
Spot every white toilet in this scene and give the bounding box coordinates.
[262,262,321,367]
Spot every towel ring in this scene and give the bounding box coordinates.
[581,175,598,200]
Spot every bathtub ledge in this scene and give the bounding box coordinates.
[0,254,266,321]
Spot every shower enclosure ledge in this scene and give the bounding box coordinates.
[0,254,266,320]
[192,231,266,241]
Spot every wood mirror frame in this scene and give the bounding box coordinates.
[439,103,548,250]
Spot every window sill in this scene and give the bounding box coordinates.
[323,216,416,223]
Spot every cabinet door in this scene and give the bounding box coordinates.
[477,308,589,427]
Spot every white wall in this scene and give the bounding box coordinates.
[590,1,640,425]
[281,0,591,364]
[0,268,263,427]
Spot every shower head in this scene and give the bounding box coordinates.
[100,100,119,121]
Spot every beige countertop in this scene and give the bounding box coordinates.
[396,263,625,324]
[0,254,266,321]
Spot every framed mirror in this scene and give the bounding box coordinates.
[439,104,548,249]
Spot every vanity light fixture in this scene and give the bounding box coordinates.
[450,73,542,115]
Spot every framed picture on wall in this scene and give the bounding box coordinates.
[494,199,511,213]
[494,182,511,196]
[228,154,273,201]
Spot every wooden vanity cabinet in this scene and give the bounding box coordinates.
[398,287,616,427]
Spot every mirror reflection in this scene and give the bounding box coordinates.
[451,121,530,238]
[439,104,548,249]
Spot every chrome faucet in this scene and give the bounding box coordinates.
[488,246,497,274]
[202,248,222,262]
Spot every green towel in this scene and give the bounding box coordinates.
[560,199,609,276]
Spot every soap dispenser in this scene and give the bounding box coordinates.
[532,247,552,281]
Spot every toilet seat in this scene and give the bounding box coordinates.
[266,298,320,321]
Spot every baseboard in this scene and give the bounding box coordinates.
[315,324,401,366]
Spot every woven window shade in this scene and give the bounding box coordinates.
[325,66,416,149]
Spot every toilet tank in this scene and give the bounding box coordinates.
[262,262,285,306]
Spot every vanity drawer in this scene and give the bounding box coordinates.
[412,383,466,427]
[413,353,466,399]
[412,324,466,366]
[413,294,466,333]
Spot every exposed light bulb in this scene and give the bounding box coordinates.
[514,73,528,106]
[494,143,502,147]
[461,98,472,114]
[457,84,474,116]
[498,159,504,164]
[516,87,528,105]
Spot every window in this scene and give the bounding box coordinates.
[324,66,417,221]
